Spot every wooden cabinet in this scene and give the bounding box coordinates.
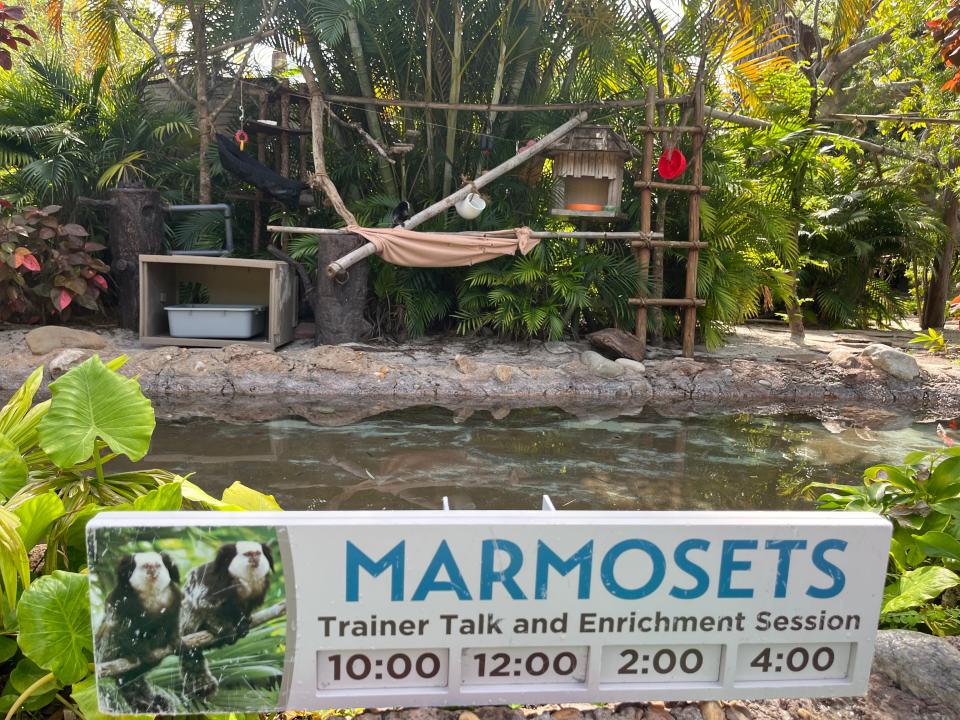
[139,255,297,349]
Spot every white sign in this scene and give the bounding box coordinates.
[86,510,891,715]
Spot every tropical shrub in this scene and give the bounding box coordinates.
[0,5,36,71]
[455,239,638,341]
[0,356,281,718]
[808,450,960,635]
[0,204,108,322]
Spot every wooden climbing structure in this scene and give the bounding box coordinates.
[630,84,707,359]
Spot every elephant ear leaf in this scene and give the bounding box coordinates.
[17,570,92,685]
[0,432,28,499]
[36,356,155,468]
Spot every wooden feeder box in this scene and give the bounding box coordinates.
[546,125,633,219]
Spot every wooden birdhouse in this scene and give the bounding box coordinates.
[546,125,633,219]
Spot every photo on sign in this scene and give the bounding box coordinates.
[87,525,286,714]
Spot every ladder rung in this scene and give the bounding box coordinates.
[634,181,710,193]
[629,298,706,307]
[631,240,708,249]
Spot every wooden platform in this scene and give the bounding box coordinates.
[139,255,297,350]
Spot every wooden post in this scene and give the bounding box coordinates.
[280,80,291,178]
[682,84,704,358]
[105,188,164,331]
[634,87,655,354]
[253,88,269,254]
[298,100,309,182]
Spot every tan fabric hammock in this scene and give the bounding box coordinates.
[346,225,538,268]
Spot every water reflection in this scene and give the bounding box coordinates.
[140,406,947,512]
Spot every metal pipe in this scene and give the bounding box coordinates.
[166,203,234,254]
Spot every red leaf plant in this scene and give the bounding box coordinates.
[0,4,38,72]
[0,205,110,322]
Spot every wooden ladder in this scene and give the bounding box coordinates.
[631,84,707,359]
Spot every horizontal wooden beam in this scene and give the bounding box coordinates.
[630,240,708,249]
[317,94,690,112]
[634,181,711,193]
[637,125,704,133]
[628,298,706,307]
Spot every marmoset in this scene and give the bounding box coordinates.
[179,541,274,699]
[96,551,182,713]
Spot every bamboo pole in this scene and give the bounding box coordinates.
[634,181,711,193]
[325,111,590,277]
[630,298,706,307]
[269,225,664,240]
[682,84,705,358]
[318,94,690,111]
[633,87,655,356]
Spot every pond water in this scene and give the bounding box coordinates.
[141,405,952,512]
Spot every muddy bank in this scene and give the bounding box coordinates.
[2,326,960,419]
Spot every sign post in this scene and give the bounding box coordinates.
[87,507,891,715]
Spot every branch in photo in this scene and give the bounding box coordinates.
[96,601,287,678]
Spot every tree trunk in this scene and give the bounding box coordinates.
[188,0,212,203]
[346,12,397,197]
[316,233,372,343]
[106,188,165,331]
[442,2,464,199]
[922,188,959,329]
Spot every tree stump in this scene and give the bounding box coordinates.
[106,188,164,330]
[315,232,371,344]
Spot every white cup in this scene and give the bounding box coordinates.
[455,193,486,220]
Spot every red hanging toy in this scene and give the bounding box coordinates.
[234,129,249,152]
[657,147,687,180]
[234,82,248,151]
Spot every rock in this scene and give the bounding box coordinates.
[615,358,646,374]
[665,358,706,376]
[674,707,703,720]
[872,629,960,709]
[26,326,107,355]
[757,379,772,387]
[861,342,891,358]
[494,364,515,383]
[593,709,616,720]
[47,348,91,378]
[581,350,626,379]
[723,709,750,720]
[458,712,480,720]
[697,702,724,720]
[587,328,646,362]
[640,710,672,720]
[474,708,523,720]
[544,341,574,355]
[776,350,824,363]
[454,354,478,374]
[490,406,511,420]
[551,709,582,720]
[828,348,854,362]
[866,346,920,381]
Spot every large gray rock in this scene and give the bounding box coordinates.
[865,346,920,381]
[872,629,960,709]
[47,348,92,379]
[25,326,107,355]
[615,358,646,374]
[580,350,625,379]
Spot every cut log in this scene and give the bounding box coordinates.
[106,188,165,331]
[587,328,648,362]
[315,232,372,344]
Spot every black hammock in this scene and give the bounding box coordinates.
[216,133,309,210]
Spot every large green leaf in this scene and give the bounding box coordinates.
[0,366,43,437]
[221,481,282,510]
[0,508,29,612]
[36,355,155,468]
[11,492,65,551]
[882,566,960,613]
[914,531,960,563]
[16,570,92,684]
[927,456,960,501]
[0,432,28,499]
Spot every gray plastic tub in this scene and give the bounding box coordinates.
[165,304,267,339]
